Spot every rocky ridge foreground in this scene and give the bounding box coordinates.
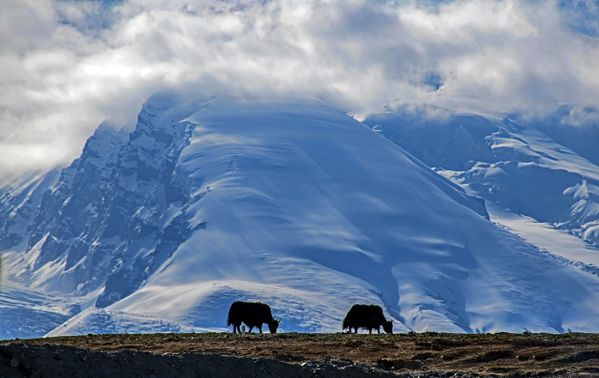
[1,333,599,377]
[0,344,396,378]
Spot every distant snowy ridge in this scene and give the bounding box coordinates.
[364,110,599,247]
[2,94,599,337]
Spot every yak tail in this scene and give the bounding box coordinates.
[227,301,240,326]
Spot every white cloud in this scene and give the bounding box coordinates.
[1,0,598,180]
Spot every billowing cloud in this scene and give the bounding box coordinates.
[1,0,598,181]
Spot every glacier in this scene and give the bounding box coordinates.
[364,108,599,262]
[2,93,599,337]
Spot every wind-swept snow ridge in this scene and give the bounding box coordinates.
[364,110,599,248]
[3,94,599,336]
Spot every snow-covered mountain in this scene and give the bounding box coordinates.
[364,109,599,262]
[2,93,599,338]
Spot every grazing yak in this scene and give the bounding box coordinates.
[227,301,280,334]
[342,304,393,334]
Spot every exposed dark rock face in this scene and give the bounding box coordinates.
[4,96,204,308]
[0,170,60,250]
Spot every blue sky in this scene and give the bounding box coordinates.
[559,0,599,36]
[0,0,598,179]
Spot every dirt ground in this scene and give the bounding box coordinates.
[4,332,599,376]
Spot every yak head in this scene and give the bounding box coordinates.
[383,320,393,334]
[268,319,280,333]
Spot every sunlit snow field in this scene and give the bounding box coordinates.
[1,95,599,338]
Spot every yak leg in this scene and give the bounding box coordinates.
[377,327,381,334]
[369,328,372,335]
[248,326,253,333]
[259,325,263,334]
[354,328,358,334]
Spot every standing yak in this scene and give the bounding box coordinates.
[342,304,393,334]
[227,301,280,334]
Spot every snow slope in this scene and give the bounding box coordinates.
[3,94,599,337]
[364,110,599,249]
[0,283,79,339]
[0,170,60,251]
